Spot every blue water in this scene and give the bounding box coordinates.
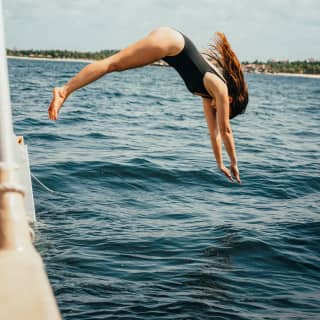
[9,58,320,319]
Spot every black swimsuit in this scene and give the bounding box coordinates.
[162,32,226,98]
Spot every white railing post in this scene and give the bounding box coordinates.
[0,1,61,318]
[0,0,14,164]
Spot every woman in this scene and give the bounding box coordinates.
[48,27,248,183]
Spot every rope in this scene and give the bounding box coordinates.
[31,172,69,199]
[31,172,57,194]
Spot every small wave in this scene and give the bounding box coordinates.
[311,88,320,94]
[244,167,320,199]
[15,117,48,126]
[81,132,110,139]
[40,158,222,189]
[26,132,75,141]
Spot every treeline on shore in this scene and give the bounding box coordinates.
[6,49,320,74]
[7,49,119,60]
[242,60,320,75]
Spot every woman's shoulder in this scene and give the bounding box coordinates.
[203,71,228,97]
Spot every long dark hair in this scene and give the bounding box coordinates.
[207,32,249,119]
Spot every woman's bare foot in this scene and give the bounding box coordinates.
[48,87,68,120]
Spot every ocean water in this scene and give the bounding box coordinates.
[9,58,320,320]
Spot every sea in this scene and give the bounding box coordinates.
[8,58,320,320]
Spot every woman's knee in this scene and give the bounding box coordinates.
[100,56,121,73]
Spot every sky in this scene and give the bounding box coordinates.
[2,0,320,61]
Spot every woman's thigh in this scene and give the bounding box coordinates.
[109,27,184,71]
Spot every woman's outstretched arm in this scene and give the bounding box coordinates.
[202,98,223,167]
[203,98,238,182]
[203,73,241,183]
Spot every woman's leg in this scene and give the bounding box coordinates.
[48,27,182,120]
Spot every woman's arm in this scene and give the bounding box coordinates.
[202,98,223,167]
[203,73,241,183]
[202,98,238,182]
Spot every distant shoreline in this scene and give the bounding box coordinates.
[266,72,320,79]
[7,55,320,79]
[7,55,94,63]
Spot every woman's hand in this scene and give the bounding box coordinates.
[231,163,241,184]
[219,164,233,182]
[219,163,241,184]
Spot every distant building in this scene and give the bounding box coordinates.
[268,59,289,63]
